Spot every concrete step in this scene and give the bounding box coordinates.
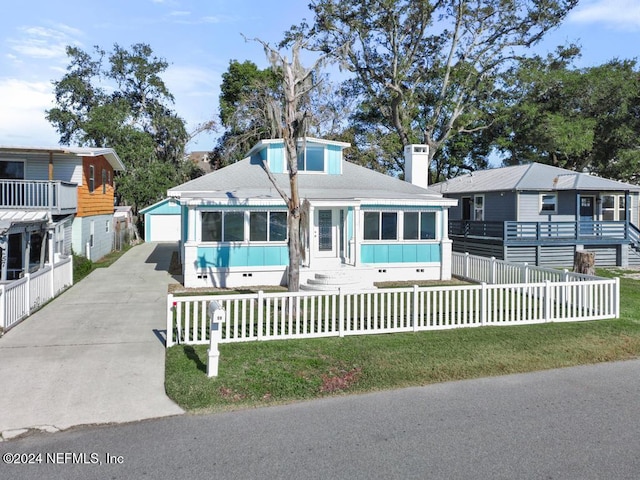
[301,270,376,291]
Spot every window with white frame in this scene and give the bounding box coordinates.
[540,193,557,214]
[474,195,485,220]
[602,195,627,221]
[0,160,24,179]
[202,210,286,242]
[297,144,325,172]
[363,212,398,240]
[89,165,95,193]
[403,211,437,240]
[249,211,287,241]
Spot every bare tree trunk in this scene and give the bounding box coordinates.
[573,250,595,276]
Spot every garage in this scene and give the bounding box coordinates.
[141,198,182,242]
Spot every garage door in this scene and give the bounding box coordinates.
[148,214,181,242]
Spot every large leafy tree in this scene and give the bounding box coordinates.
[46,43,202,214]
[212,60,282,167]
[302,0,578,181]
[496,55,640,182]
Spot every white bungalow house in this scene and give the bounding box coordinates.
[168,138,457,289]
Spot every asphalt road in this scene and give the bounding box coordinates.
[2,359,639,480]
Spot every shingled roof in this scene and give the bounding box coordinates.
[428,162,640,194]
[169,156,455,204]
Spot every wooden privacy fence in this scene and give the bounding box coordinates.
[166,257,619,347]
[0,256,73,333]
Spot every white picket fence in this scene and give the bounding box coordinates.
[166,253,619,347]
[0,256,73,332]
[452,252,598,284]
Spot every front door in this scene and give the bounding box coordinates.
[580,196,595,236]
[315,208,341,259]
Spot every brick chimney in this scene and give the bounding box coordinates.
[404,144,429,188]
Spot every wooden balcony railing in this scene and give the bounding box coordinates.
[0,180,77,214]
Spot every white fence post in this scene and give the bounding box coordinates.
[490,257,496,284]
[480,282,487,326]
[338,288,345,337]
[614,277,620,318]
[464,252,469,279]
[0,285,5,331]
[24,272,31,315]
[166,293,174,347]
[257,290,264,340]
[412,285,419,332]
[544,280,552,322]
[521,263,529,284]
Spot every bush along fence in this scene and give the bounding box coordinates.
[166,252,619,347]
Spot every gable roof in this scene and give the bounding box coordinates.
[169,157,454,204]
[428,162,640,194]
[0,146,126,171]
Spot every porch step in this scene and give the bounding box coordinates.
[300,270,376,291]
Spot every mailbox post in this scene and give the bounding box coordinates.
[207,300,226,377]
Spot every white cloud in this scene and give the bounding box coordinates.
[8,24,83,61]
[569,0,640,30]
[0,79,59,146]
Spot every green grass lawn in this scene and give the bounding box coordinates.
[165,269,640,413]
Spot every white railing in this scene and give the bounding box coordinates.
[0,180,77,213]
[452,252,598,284]
[0,256,73,332]
[166,277,619,347]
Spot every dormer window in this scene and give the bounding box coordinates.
[297,144,325,172]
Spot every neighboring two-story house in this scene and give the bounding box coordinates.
[168,138,456,289]
[0,146,125,281]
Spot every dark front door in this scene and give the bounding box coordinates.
[580,196,595,236]
[462,197,472,221]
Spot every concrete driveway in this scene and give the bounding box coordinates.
[0,242,184,439]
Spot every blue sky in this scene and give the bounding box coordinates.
[1,0,639,152]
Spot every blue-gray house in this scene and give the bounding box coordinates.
[168,138,456,289]
[429,162,640,267]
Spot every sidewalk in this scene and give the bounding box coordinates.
[0,242,184,440]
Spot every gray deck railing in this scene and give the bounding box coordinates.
[0,180,77,214]
[450,220,628,243]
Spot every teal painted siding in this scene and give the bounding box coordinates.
[327,144,342,174]
[196,245,288,268]
[141,198,181,215]
[182,205,189,243]
[360,243,441,264]
[268,143,285,173]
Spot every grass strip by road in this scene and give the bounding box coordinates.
[165,270,640,413]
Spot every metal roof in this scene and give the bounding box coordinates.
[0,210,49,236]
[169,157,456,206]
[428,162,640,194]
[0,145,126,171]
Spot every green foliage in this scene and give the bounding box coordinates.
[73,255,94,283]
[496,56,640,182]
[46,43,200,213]
[303,0,578,179]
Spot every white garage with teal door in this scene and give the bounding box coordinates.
[141,198,182,242]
